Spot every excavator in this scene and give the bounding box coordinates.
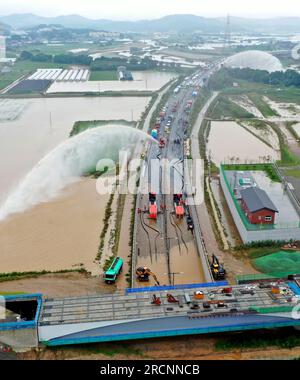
[136,267,160,285]
[211,255,226,281]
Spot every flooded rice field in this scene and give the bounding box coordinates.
[0,97,150,274]
[0,99,29,121]
[207,121,280,165]
[230,95,263,118]
[149,54,205,68]
[264,97,300,119]
[0,96,150,201]
[47,71,176,93]
[241,121,280,150]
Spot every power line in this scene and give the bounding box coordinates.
[224,14,231,50]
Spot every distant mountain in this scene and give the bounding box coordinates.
[0,13,226,32]
[0,13,98,29]
[227,16,300,34]
[0,20,10,33]
[1,13,300,34]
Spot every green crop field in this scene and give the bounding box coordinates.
[89,71,118,81]
[208,94,254,119]
[248,94,279,117]
[223,81,300,105]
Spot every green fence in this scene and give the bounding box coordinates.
[236,273,278,284]
[250,305,294,314]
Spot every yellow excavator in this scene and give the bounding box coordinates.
[136,267,160,285]
[211,255,226,281]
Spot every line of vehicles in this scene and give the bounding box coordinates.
[148,192,158,220]
[146,192,191,221]
[103,253,226,284]
[104,64,227,286]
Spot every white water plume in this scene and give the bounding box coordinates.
[0,125,154,221]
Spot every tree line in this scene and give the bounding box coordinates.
[19,50,93,65]
[207,67,300,90]
[19,50,190,72]
[229,67,300,87]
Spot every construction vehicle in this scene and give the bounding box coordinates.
[149,192,157,220]
[104,257,123,284]
[222,287,232,294]
[203,302,211,310]
[172,101,179,112]
[151,294,161,306]
[190,301,200,310]
[159,111,166,120]
[155,118,161,128]
[136,267,160,285]
[173,194,185,218]
[186,216,194,232]
[151,128,158,140]
[159,138,166,149]
[167,294,179,303]
[211,255,226,281]
[194,291,204,300]
[185,100,193,113]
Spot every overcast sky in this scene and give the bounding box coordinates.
[0,0,299,20]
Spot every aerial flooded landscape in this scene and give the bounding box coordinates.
[1,0,300,369]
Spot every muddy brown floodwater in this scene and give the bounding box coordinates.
[207,121,279,165]
[0,178,108,273]
[0,97,150,201]
[169,240,205,285]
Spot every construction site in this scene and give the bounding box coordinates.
[1,276,300,349]
[1,63,300,352]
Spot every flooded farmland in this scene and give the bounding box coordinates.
[0,178,108,273]
[0,96,150,201]
[207,121,280,165]
[0,96,151,274]
[47,71,176,93]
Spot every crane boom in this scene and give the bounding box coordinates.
[136,267,160,285]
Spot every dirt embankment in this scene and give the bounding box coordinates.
[19,335,300,360]
[0,272,115,298]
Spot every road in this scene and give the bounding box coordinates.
[134,62,222,287]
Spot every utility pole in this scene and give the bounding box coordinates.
[170,272,183,286]
[224,14,231,52]
[164,271,183,286]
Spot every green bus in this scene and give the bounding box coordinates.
[104,257,123,284]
